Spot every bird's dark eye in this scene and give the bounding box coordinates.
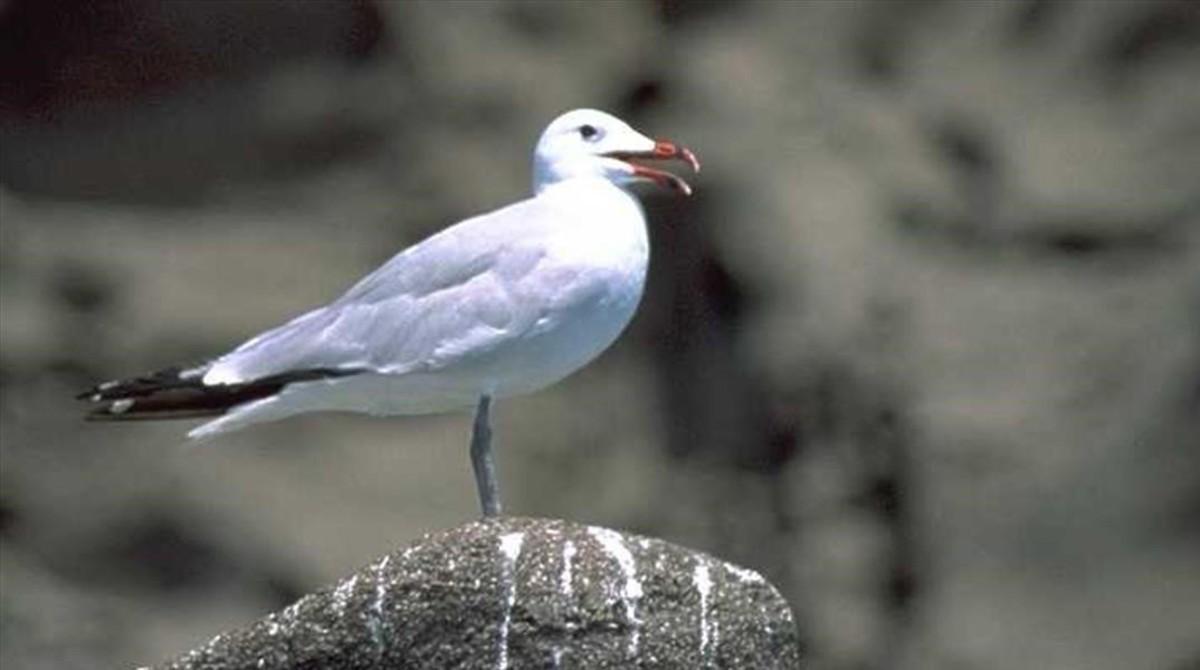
[579,124,599,141]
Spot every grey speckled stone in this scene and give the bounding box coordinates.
[151,517,800,669]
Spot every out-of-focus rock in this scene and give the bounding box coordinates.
[153,517,800,669]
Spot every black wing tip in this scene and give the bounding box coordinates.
[76,366,365,423]
[76,365,201,420]
[76,379,119,401]
[77,367,186,400]
[81,396,137,419]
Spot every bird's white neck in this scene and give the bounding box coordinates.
[532,171,611,196]
[533,158,635,196]
[532,176,644,214]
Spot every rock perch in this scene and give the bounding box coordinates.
[151,517,800,669]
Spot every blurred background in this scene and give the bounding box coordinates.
[1,1,1198,668]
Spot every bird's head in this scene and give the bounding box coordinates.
[532,109,700,196]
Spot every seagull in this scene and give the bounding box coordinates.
[78,109,699,518]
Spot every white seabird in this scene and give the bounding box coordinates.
[80,109,699,516]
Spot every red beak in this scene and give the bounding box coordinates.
[606,140,701,196]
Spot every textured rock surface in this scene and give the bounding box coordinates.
[154,518,800,669]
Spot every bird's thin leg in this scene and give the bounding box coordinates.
[470,394,502,518]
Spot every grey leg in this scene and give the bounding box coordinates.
[470,394,502,518]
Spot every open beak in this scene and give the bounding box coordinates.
[606,140,701,196]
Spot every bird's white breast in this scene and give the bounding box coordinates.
[493,180,650,392]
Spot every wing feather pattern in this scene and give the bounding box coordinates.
[202,198,554,386]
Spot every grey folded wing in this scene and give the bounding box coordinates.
[202,199,554,386]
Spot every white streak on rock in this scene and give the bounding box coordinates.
[695,561,714,665]
[588,526,643,656]
[561,540,576,597]
[551,646,564,668]
[725,563,764,584]
[498,532,525,670]
[368,556,391,657]
[332,574,358,618]
[500,530,524,562]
